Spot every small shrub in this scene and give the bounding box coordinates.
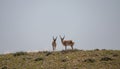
[94,49,100,51]
[113,54,118,57]
[34,57,44,61]
[23,58,26,60]
[45,52,52,56]
[100,57,113,61]
[84,58,95,63]
[61,59,68,62]
[13,52,27,56]
[1,66,8,69]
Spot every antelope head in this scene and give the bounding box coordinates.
[59,35,65,43]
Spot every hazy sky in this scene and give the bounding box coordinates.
[0,0,120,54]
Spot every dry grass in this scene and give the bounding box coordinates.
[0,49,120,69]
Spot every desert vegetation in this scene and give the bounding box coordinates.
[0,49,120,69]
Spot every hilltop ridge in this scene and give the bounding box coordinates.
[0,49,120,69]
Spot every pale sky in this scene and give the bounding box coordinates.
[0,0,120,54]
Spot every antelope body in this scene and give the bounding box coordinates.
[52,36,57,51]
[60,35,74,50]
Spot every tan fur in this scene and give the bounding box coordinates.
[60,35,74,50]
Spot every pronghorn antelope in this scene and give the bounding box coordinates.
[60,35,74,50]
[52,36,57,51]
